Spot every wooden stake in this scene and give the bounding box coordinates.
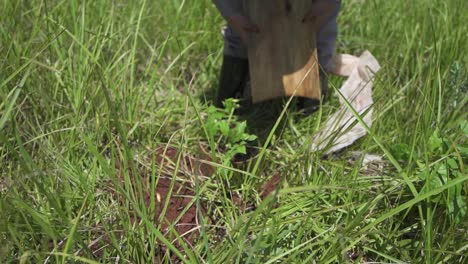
[243,0,321,103]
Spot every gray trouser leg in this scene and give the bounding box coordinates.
[317,3,340,72]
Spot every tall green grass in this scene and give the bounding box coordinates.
[1,0,467,263]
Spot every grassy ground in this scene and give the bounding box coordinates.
[1,0,467,263]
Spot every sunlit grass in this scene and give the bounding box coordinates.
[1,0,467,263]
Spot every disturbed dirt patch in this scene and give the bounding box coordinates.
[259,174,282,200]
[99,144,282,261]
[152,176,203,240]
[113,146,212,245]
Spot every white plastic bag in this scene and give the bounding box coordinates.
[311,51,381,154]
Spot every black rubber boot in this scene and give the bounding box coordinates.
[297,69,329,115]
[216,55,250,108]
[216,56,256,162]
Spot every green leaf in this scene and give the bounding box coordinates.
[428,131,443,153]
[436,164,448,178]
[459,119,468,136]
[236,145,247,155]
[458,146,468,156]
[391,143,411,160]
[454,192,467,224]
[244,134,257,142]
[418,167,430,180]
[219,121,230,137]
[447,158,458,169]
[429,174,444,189]
[223,98,240,112]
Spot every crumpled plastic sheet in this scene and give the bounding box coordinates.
[311,50,381,154]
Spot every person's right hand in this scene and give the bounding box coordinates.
[226,15,260,44]
[302,0,340,30]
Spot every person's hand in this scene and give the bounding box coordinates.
[302,0,340,29]
[226,14,260,44]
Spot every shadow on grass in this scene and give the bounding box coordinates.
[199,85,305,144]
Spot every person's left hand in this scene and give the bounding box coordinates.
[226,14,260,44]
[302,0,340,29]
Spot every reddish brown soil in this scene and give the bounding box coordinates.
[259,174,282,200]
[151,176,202,239]
[100,144,282,261]
[113,146,212,244]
